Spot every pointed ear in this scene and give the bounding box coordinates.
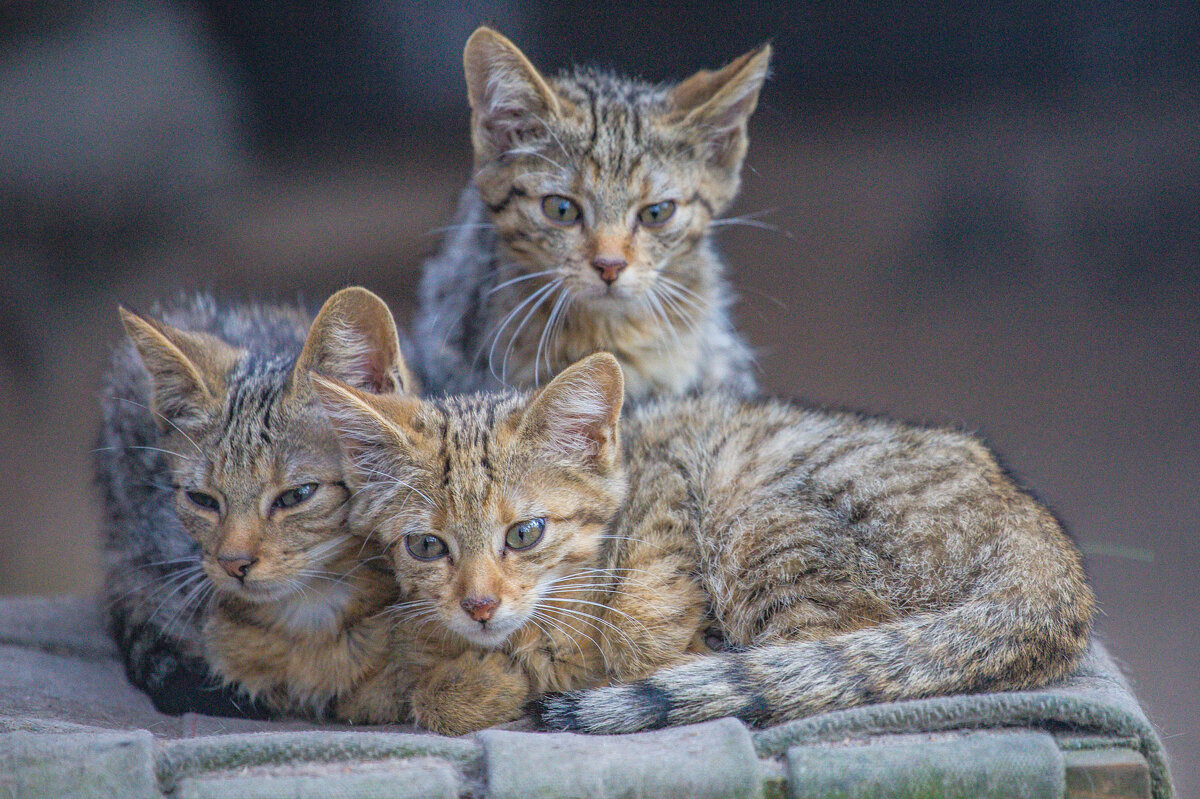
[120,307,235,431]
[668,43,772,168]
[309,373,424,468]
[517,353,624,471]
[294,286,415,395]
[463,27,567,159]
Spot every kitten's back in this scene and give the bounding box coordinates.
[541,391,1095,732]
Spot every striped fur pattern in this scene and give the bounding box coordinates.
[316,353,1095,735]
[95,288,409,716]
[414,27,766,402]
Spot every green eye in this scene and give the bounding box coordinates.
[638,200,676,227]
[405,534,449,561]
[273,483,318,510]
[541,195,581,225]
[505,517,546,550]
[185,490,220,512]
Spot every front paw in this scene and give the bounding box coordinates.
[410,651,530,735]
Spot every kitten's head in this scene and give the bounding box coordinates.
[121,287,412,603]
[314,353,628,648]
[464,27,770,306]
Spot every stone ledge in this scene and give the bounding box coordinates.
[480,717,763,799]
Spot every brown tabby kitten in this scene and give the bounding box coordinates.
[120,287,410,715]
[315,353,1094,735]
[414,27,767,401]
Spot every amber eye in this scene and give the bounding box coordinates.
[185,490,220,512]
[637,200,676,227]
[541,195,582,225]
[405,534,449,561]
[273,483,318,510]
[505,517,546,551]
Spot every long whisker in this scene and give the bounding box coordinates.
[485,269,559,298]
[498,279,560,384]
[484,279,559,383]
[533,603,635,662]
[359,468,434,506]
[528,609,594,668]
[534,287,569,385]
[594,535,670,552]
[426,221,496,236]
[529,608,608,671]
[92,445,195,460]
[641,287,683,355]
[112,396,205,455]
[537,595,653,638]
[146,569,210,624]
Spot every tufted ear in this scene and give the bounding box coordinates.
[293,286,414,396]
[516,353,624,472]
[463,27,569,160]
[120,307,236,432]
[309,373,424,470]
[668,43,772,169]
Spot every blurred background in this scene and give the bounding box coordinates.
[0,0,1196,791]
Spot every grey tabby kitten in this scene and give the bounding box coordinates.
[94,289,410,716]
[414,27,767,401]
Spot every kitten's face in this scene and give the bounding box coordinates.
[122,287,412,607]
[319,354,626,649]
[162,374,355,602]
[465,29,770,311]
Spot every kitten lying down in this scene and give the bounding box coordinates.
[123,287,1092,736]
[117,287,408,717]
[313,351,1094,736]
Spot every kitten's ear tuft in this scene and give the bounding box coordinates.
[463,27,565,158]
[295,287,415,395]
[517,352,624,470]
[668,43,772,168]
[120,306,234,431]
[310,373,423,465]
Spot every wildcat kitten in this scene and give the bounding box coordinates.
[97,287,410,716]
[314,353,1095,735]
[414,27,766,401]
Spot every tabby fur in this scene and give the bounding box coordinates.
[414,27,767,401]
[314,352,1095,735]
[97,287,410,715]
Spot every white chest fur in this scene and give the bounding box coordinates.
[273,578,354,635]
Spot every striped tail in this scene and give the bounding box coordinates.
[534,593,1092,734]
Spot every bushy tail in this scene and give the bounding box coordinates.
[535,592,1093,734]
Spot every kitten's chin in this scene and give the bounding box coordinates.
[218,578,295,605]
[449,616,521,649]
[459,627,512,649]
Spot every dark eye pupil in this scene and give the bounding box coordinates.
[275,483,317,509]
[506,517,545,550]
[187,491,218,510]
[406,533,447,560]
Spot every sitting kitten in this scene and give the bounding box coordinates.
[98,287,409,715]
[314,353,1095,735]
[414,27,767,401]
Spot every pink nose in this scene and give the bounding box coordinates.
[592,258,626,285]
[218,553,257,581]
[460,596,500,622]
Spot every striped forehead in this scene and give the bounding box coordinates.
[429,394,521,511]
[216,353,294,467]
[551,69,675,179]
